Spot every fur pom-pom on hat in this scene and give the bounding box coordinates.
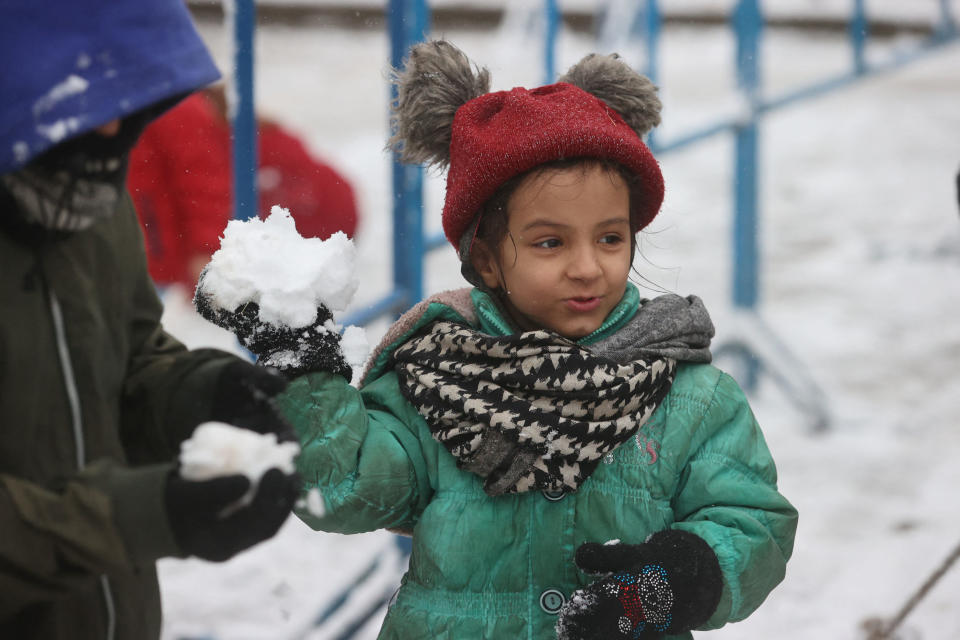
[389,40,665,249]
[558,52,662,137]
[388,40,490,168]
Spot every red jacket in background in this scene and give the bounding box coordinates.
[127,91,358,287]
[258,120,358,241]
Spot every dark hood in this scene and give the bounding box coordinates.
[0,0,221,175]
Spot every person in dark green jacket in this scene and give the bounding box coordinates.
[0,2,300,638]
[262,41,796,639]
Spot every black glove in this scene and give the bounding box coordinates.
[556,530,723,640]
[195,276,352,380]
[164,468,300,562]
[210,360,297,442]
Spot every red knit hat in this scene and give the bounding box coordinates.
[388,41,664,252]
[443,81,664,249]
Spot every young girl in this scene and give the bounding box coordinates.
[277,41,797,640]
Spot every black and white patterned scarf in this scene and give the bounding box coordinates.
[394,321,677,496]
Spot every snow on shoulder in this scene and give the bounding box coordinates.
[200,206,358,328]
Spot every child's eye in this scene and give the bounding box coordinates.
[599,234,624,245]
[533,238,561,249]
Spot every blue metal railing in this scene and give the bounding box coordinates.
[229,0,258,222]
[544,0,560,83]
[387,0,430,314]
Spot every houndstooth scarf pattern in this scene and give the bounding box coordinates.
[393,321,676,496]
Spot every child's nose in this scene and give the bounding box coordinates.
[567,245,603,280]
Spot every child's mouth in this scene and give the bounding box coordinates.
[565,297,602,312]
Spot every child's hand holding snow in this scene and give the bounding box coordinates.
[193,206,368,380]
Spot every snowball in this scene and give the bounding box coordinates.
[200,206,359,328]
[340,325,370,371]
[179,421,300,484]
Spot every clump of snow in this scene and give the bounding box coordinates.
[179,422,300,497]
[201,206,359,328]
[297,487,326,518]
[556,590,600,639]
[259,349,304,371]
[340,325,370,372]
[33,74,90,115]
[12,141,29,164]
[38,117,83,143]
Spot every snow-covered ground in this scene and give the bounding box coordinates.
[157,6,960,639]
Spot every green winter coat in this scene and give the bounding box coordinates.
[281,285,797,640]
[0,194,240,639]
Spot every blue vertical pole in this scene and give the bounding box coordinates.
[849,0,868,75]
[936,0,957,39]
[389,0,430,311]
[642,0,662,150]
[544,0,560,83]
[731,0,762,389]
[731,0,762,311]
[231,0,258,221]
[732,125,759,309]
[643,0,662,85]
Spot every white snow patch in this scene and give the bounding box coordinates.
[340,324,370,371]
[259,349,303,370]
[299,487,326,518]
[36,117,83,143]
[201,205,359,327]
[33,74,89,116]
[12,141,29,164]
[179,421,300,502]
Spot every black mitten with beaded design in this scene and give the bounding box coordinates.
[556,529,723,640]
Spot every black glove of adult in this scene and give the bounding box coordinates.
[195,278,352,380]
[164,468,300,562]
[209,360,297,442]
[556,530,723,640]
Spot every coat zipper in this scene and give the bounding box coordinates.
[48,290,84,467]
[47,286,117,640]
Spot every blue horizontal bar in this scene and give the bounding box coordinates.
[651,119,738,154]
[761,36,958,113]
[652,33,958,155]
[425,230,447,252]
[342,289,409,327]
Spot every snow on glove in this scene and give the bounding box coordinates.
[556,530,723,640]
[209,360,298,442]
[195,283,352,380]
[164,468,299,562]
[192,209,361,379]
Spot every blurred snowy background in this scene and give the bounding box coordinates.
[157,1,960,638]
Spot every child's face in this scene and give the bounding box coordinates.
[472,165,633,339]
